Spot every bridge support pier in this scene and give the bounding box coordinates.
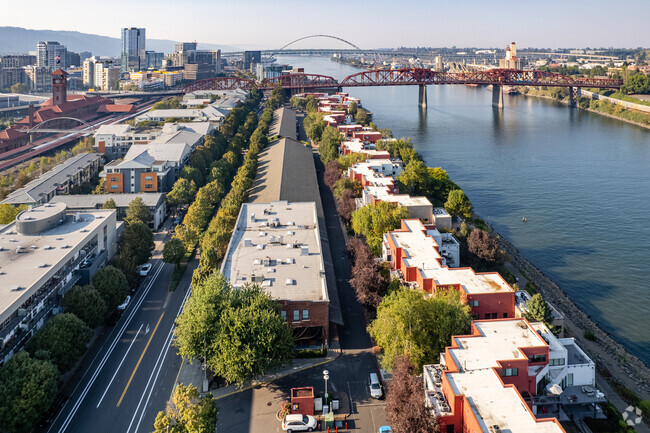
[418,84,427,109]
[492,85,504,108]
[568,86,581,107]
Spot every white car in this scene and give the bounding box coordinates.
[282,414,317,432]
[117,296,131,311]
[139,263,152,276]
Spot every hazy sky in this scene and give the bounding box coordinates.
[3,0,649,49]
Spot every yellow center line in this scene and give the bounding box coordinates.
[117,312,165,407]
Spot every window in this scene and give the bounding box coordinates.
[502,368,518,377]
[145,184,153,189]
[302,309,309,320]
[550,358,566,367]
[145,176,153,181]
[469,300,479,307]
[280,311,286,321]
[528,354,547,363]
[561,373,574,388]
[293,310,300,321]
[484,313,491,319]
[491,313,498,319]
[111,177,118,182]
[503,313,508,318]
[111,185,118,190]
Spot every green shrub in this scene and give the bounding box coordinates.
[584,330,597,341]
[294,347,327,358]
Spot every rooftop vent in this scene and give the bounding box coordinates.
[285,279,295,286]
[243,239,252,247]
[285,258,294,264]
[43,245,53,250]
[259,231,267,237]
[15,246,24,253]
[38,263,48,268]
[256,244,264,250]
[61,244,71,249]
[253,259,262,265]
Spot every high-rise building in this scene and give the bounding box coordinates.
[37,41,67,70]
[24,66,53,92]
[120,28,146,72]
[175,42,197,53]
[243,50,261,70]
[79,51,93,63]
[1,55,36,68]
[82,58,95,87]
[101,66,121,91]
[145,51,164,69]
[66,51,81,68]
[499,41,521,69]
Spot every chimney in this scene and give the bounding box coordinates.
[28,104,34,129]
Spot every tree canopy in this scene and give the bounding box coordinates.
[63,285,107,328]
[351,202,410,255]
[174,273,294,384]
[163,238,186,266]
[119,222,155,267]
[102,198,116,209]
[385,356,438,433]
[467,229,501,263]
[28,313,92,373]
[125,197,153,225]
[0,204,27,224]
[319,126,342,164]
[93,265,128,313]
[0,352,59,433]
[368,288,471,372]
[167,178,198,208]
[444,189,472,218]
[525,294,554,328]
[153,383,218,433]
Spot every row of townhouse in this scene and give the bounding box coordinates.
[424,318,604,433]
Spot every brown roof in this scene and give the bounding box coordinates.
[0,128,27,140]
[51,69,68,76]
[98,104,135,113]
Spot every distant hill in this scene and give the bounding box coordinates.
[0,27,239,57]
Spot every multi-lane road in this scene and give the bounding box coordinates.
[45,230,192,433]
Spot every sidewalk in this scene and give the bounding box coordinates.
[175,338,341,400]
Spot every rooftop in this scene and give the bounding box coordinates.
[221,201,328,303]
[0,204,116,324]
[52,193,165,209]
[269,107,297,140]
[389,219,512,294]
[1,153,101,205]
[94,124,132,136]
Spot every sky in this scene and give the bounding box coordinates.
[2,0,649,50]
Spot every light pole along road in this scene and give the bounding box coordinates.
[46,230,192,433]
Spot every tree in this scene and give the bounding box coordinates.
[167,178,198,208]
[525,294,554,328]
[180,166,204,188]
[621,73,650,94]
[102,198,116,209]
[351,202,410,255]
[368,288,471,371]
[444,189,472,218]
[398,159,429,195]
[63,285,107,328]
[10,83,29,94]
[153,384,218,433]
[174,273,294,385]
[0,352,59,433]
[303,112,326,142]
[467,229,501,263]
[337,189,357,222]
[385,356,438,433]
[332,177,362,199]
[28,313,92,373]
[319,126,341,164]
[93,265,128,312]
[125,197,152,225]
[119,222,155,266]
[348,101,358,116]
[348,238,386,307]
[163,238,186,266]
[324,160,341,189]
[0,203,27,224]
[355,108,370,125]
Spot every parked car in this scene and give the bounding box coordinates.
[378,427,393,433]
[172,216,182,225]
[117,295,131,311]
[282,414,317,432]
[369,372,383,399]
[139,263,152,276]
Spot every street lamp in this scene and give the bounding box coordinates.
[323,370,330,403]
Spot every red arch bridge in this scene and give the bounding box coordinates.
[182,68,622,108]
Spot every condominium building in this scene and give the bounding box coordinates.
[221,201,330,346]
[120,27,146,73]
[37,41,67,70]
[135,106,227,125]
[383,219,516,317]
[0,203,118,362]
[423,318,603,432]
[24,66,53,92]
[340,138,391,160]
[94,124,159,160]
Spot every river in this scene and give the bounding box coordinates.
[275,55,650,366]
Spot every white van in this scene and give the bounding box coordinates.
[369,372,383,399]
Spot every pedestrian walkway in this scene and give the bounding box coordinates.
[175,338,341,400]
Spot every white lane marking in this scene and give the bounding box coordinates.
[96,324,143,408]
[52,260,165,433]
[127,285,192,433]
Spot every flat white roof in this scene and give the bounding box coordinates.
[445,320,562,433]
[221,201,328,303]
[389,219,512,294]
[0,206,116,324]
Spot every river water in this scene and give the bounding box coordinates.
[275,55,650,366]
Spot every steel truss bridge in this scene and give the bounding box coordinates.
[183,67,621,92]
